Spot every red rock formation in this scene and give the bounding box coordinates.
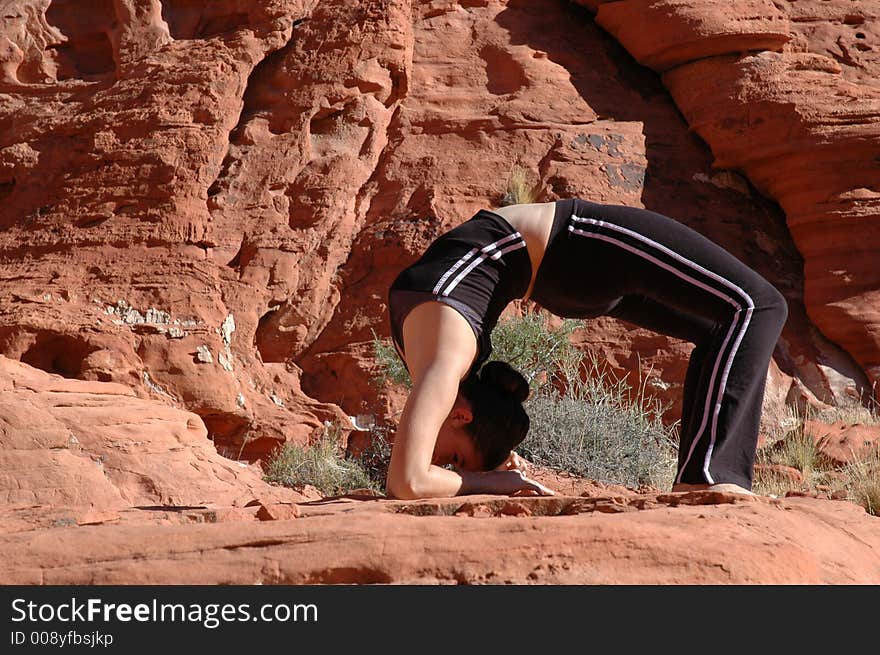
[754,463,804,484]
[804,419,880,465]
[3,0,869,454]
[0,0,347,459]
[0,354,306,507]
[590,0,791,72]
[575,0,880,405]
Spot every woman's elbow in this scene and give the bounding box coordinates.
[385,473,429,500]
[385,474,417,500]
[386,484,420,501]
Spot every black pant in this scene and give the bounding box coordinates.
[531,199,789,489]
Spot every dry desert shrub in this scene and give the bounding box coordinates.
[754,404,880,515]
[838,448,880,516]
[520,353,678,489]
[264,424,381,496]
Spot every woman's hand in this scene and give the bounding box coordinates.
[459,468,555,496]
[506,470,556,496]
[493,450,531,474]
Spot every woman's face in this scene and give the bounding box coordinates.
[431,400,484,471]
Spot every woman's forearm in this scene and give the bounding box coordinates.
[458,469,501,495]
[459,469,555,497]
[387,460,556,499]
[386,464,464,499]
[387,468,513,499]
[458,469,516,495]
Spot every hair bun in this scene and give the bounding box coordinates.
[479,361,529,403]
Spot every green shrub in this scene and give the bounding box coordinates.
[372,312,580,390]
[489,312,581,387]
[520,355,678,489]
[371,328,411,389]
[264,424,380,496]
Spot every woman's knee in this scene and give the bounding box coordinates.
[752,280,788,327]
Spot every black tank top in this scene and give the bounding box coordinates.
[388,209,532,375]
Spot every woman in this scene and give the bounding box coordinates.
[385,198,788,499]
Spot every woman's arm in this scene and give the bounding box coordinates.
[386,363,469,499]
[385,300,475,499]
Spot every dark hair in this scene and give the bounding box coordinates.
[459,361,530,470]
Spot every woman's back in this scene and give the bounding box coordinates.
[490,201,556,300]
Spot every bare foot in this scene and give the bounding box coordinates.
[710,483,755,496]
[671,482,755,496]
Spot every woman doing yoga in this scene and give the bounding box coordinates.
[385,198,788,500]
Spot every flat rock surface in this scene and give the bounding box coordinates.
[1,490,878,584]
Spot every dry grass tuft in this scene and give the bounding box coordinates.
[264,424,383,496]
[755,403,880,515]
[501,164,540,206]
[838,448,880,516]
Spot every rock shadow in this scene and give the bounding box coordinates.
[45,0,117,81]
